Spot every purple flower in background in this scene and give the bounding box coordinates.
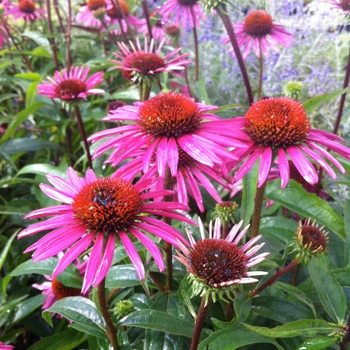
[19,167,193,293]
[5,0,45,21]
[223,10,294,59]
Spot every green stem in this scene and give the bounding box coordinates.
[97,279,119,350]
[190,296,212,350]
[250,258,299,298]
[140,81,152,101]
[250,181,267,238]
[141,0,153,41]
[216,5,254,105]
[74,105,93,169]
[190,6,199,81]
[45,0,60,71]
[257,40,263,100]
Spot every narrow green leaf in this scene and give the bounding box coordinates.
[302,88,347,114]
[1,138,62,155]
[15,73,41,81]
[241,162,258,227]
[308,256,348,323]
[344,199,350,266]
[198,326,284,350]
[0,231,18,270]
[242,319,339,338]
[119,309,194,338]
[265,180,345,238]
[17,163,67,178]
[298,336,337,350]
[27,329,87,350]
[0,102,44,144]
[0,206,28,215]
[44,297,107,340]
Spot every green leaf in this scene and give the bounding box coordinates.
[241,162,258,227]
[0,102,44,144]
[119,309,194,338]
[297,336,337,350]
[21,31,52,56]
[112,88,140,100]
[308,256,348,323]
[0,205,28,215]
[17,163,67,178]
[260,217,298,244]
[105,265,141,288]
[302,88,347,114]
[0,231,18,270]
[1,139,62,155]
[344,199,350,266]
[44,297,107,339]
[15,73,41,81]
[9,258,58,277]
[198,326,284,350]
[7,294,46,327]
[265,180,345,238]
[27,329,87,350]
[243,319,339,338]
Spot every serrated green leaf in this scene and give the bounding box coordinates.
[308,256,348,323]
[44,297,107,339]
[119,309,194,338]
[242,319,339,338]
[265,180,345,238]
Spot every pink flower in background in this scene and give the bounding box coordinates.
[89,91,245,179]
[139,19,170,43]
[228,97,350,188]
[33,258,87,311]
[223,10,293,59]
[0,342,14,350]
[75,0,107,28]
[160,0,205,28]
[19,168,193,293]
[104,0,142,36]
[110,38,191,83]
[37,66,104,101]
[324,0,350,13]
[5,0,45,21]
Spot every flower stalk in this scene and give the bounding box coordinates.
[250,181,267,238]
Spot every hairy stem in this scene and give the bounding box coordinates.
[216,5,254,105]
[250,259,299,298]
[190,296,212,350]
[190,6,199,81]
[74,105,93,169]
[97,279,119,350]
[250,181,267,238]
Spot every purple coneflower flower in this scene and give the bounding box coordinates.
[0,342,14,350]
[89,91,245,179]
[18,167,193,293]
[37,66,104,101]
[223,9,293,59]
[324,0,350,13]
[229,97,350,188]
[159,0,205,29]
[104,0,143,35]
[5,0,45,21]
[75,0,107,28]
[110,38,190,83]
[175,218,268,303]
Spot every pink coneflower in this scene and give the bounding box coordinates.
[139,19,169,43]
[324,0,350,13]
[223,10,293,59]
[75,0,107,28]
[159,0,205,28]
[175,218,268,303]
[18,167,194,294]
[110,38,191,84]
[33,258,87,311]
[37,66,104,101]
[89,91,245,179]
[105,0,142,36]
[229,97,350,188]
[0,342,14,350]
[5,0,45,21]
